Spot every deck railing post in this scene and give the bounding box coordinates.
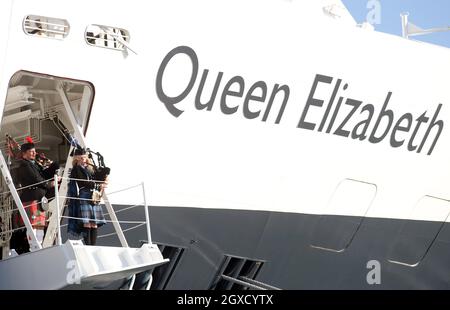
[0,150,41,251]
[142,182,152,244]
[54,174,62,246]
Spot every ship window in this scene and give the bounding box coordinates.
[85,24,130,51]
[388,196,450,267]
[23,15,69,39]
[150,243,185,290]
[209,255,276,290]
[311,179,377,252]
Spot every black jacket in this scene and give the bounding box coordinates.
[16,159,50,202]
[70,165,96,191]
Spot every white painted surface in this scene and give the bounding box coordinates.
[1,0,450,223]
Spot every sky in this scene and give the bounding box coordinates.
[341,0,450,48]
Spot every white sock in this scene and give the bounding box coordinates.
[33,229,44,245]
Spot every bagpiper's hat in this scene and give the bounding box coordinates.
[71,144,86,156]
[20,136,35,152]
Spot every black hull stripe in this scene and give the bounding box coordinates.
[62,206,450,289]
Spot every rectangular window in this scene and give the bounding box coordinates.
[85,24,130,51]
[23,15,69,39]
[311,179,377,252]
[388,196,450,267]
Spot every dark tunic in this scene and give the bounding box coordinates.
[15,159,51,202]
[70,165,96,191]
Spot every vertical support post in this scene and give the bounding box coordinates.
[57,83,85,145]
[54,174,62,246]
[142,182,152,244]
[55,84,129,248]
[42,82,88,248]
[102,193,129,247]
[401,12,409,38]
[0,150,41,251]
[43,147,74,247]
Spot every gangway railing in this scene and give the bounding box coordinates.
[0,165,154,255]
[0,149,42,251]
[55,177,152,246]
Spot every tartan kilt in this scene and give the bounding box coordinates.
[79,190,106,226]
[13,200,47,229]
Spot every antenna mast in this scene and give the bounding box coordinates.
[401,12,450,39]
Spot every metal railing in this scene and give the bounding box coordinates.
[0,161,153,253]
[52,176,152,247]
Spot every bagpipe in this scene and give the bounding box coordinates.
[55,111,111,184]
[85,148,111,204]
[5,134,21,162]
[6,134,61,204]
[86,148,111,183]
[5,134,59,178]
[6,128,111,200]
[36,152,60,180]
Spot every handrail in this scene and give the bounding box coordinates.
[104,183,143,195]
[0,169,153,250]
[54,174,62,246]
[142,182,152,244]
[1,199,145,216]
[97,223,146,239]
[60,176,107,183]
[0,178,50,197]
[103,203,144,216]
[58,179,152,247]
[61,215,145,225]
[0,150,42,251]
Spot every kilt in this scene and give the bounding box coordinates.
[14,200,47,229]
[79,189,106,226]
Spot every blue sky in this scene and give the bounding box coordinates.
[341,0,450,48]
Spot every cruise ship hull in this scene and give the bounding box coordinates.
[91,205,450,289]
